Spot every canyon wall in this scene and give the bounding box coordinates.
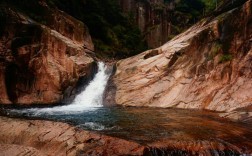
[118,0,247,49]
[0,2,95,105]
[119,0,176,48]
[106,0,252,112]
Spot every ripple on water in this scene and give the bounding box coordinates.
[2,107,252,155]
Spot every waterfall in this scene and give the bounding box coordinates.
[13,62,111,115]
[72,62,110,108]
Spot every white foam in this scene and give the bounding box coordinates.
[82,122,105,131]
[12,62,111,115]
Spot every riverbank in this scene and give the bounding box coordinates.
[0,116,146,156]
[1,107,252,155]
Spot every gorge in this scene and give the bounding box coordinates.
[3,63,252,155]
[0,0,252,155]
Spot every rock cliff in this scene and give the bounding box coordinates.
[106,0,252,112]
[0,2,95,105]
[119,0,176,48]
[119,0,249,49]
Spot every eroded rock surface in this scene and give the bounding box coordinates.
[106,0,252,112]
[0,117,145,156]
[0,3,95,105]
[0,144,45,156]
[0,115,251,156]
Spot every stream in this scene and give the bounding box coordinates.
[3,62,252,155]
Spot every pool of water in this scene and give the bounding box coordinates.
[1,62,251,154]
[4,107,252,150]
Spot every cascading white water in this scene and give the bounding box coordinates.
[72,62,110,108]
[14,62,111,115]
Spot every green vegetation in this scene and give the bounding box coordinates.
[1,0,147,59]
[201,0,223,14]
[175,0,225,15]
[44,0,225,58]
[1,0,227,59]
[162,0,225,40]
[175,0,205,20]
[212,42,222,55]
[207,41,223,60]
[46,0,148,59]
[206,41,232,63]
[219,54,232,63]
[2,0,49,24]
[173,0,225,23]
[152,3,166,12]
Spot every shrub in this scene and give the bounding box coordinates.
[206,41,222,60]
[219,54,232,63]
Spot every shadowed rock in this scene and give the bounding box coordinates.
[0,3,96,105]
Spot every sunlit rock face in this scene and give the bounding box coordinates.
[0,117,146,156]
[0,3,95,105]
[106,0,252,112]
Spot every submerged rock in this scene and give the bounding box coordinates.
[0,3,96,105]
[106,0,252,113]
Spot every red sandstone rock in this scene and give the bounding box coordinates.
[0,144,46,156]
[0,116,251,155]
[106,0,252,112]
[0,5,95,105]
[0,117,145,156]
[119,0,176,48]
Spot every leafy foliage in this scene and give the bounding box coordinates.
[1,0,227,59]
[1,0,147,59]
[47,0,148,59]
[219,54,232,63]
[172,0,224,26]
[161,0,225,41]
[2,0,49,24]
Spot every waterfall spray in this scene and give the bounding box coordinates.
[12,62,111,115]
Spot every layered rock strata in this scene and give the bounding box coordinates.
[0,117,145,156]
[106,0,252,112]
[0,116,251,155]
[0,4,95,105]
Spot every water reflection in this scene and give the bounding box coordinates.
[4,107,252,154]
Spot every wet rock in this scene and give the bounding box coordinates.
[106,0,252,112]
[146,139,252,156]
[0,114,251,155]
[0,117,145,156]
